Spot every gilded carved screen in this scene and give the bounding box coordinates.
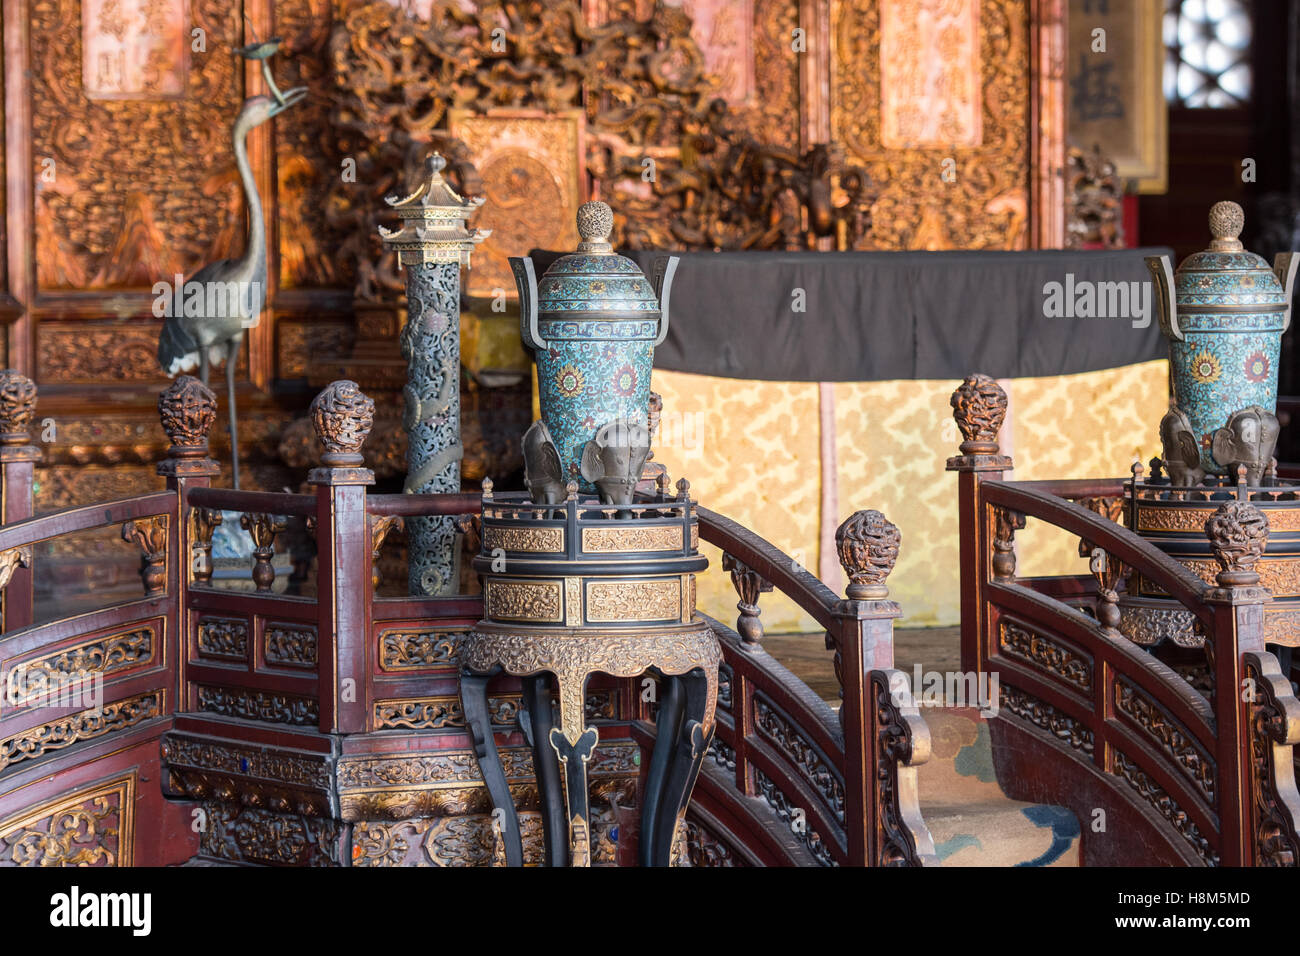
[832,0,1034,250]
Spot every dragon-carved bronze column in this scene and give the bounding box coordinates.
[379,154,488,596]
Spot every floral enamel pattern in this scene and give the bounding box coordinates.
[1245,351,1269,383]
[530,248,665,489]
[1166,226,1289,475]
[1189,349,1222,383]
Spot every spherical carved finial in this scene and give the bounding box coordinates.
[158,376,217,454]
[836,509,901,600]
[1205,500,1269,587]
[577,201,613,242]
[950,373,1007,455]
[0,370,37,446]
[311,380,374,466]
[1209,200,1244,241]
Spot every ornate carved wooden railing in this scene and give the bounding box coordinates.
[949,373,1300,866]
[671,505,938,867]
[0,366,938,867]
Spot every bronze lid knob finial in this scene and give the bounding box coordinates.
[1209,200,1245,252]
[576,201,614,254]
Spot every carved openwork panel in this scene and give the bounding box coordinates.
[1,624,157,712]
[0,691,162,773]
[1113,677,1216,808]
[1111,750,1217,866]
[378,628,466,671]
[996,620,1093,696]
[753,693,845,826]
[0,773,135,866]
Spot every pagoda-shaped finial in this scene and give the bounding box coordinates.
[1209,200,1245,252]
[576,201,614,254]
[379,153,490,268]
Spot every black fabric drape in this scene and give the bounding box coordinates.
[526,247,1174,381]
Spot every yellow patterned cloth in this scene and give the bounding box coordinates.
[650,360,1169,631]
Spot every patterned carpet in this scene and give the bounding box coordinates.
[920,708,1080,867]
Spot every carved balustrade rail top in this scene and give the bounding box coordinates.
[947,372,1300,867]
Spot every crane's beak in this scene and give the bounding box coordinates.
[269,86,308,116]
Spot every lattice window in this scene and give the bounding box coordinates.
[1163,0,1253,106]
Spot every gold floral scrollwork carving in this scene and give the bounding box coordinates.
[580,525,681,554]
[483,579,564,623]
[0,692,162,773]
[484,526,564,553]
[584,579,682,623]
[0,774,135,866]
[4,626,154,710]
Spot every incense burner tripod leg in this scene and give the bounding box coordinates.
[461,668,524,866]
[522,673,567,866]
[548,672,598,866]
[648,668,713,866]
[639,671,685,866]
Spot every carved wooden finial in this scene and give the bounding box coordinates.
[565,480,579,501]
[676,477,690,501]
[835,509,901,600]
[311,380,374,467]
[950,374,1007,456]
[482,476,494,499]
[1205,500,1269,587]
[158,376,217,456]
[0,370,37,446]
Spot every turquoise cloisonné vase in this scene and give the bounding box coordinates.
[511,201,678,490]
[1147,201,1298,475]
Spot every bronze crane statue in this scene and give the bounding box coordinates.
[157,38,304,488]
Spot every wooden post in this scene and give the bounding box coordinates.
[309,380,375,735]
[1203,500,1272,866]
[156,376,221,709]
[945,374,1013,676]
[0,369,37,632]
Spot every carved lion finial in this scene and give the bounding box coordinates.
[158,376,217,454]
[1205,500,1269,587]
[836,509,900,600]
[0,370,37,446]
[950,374,1007,455]
[311,380,374,466]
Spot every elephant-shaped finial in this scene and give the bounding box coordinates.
[580,419,652,509]
[1159,403,1204,487]
[522,420,566,505]
[1211,405,1279,487]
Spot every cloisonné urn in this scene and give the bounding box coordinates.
[1147,201,1298,475]
[511,201,678,489]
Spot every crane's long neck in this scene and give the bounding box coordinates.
[233,119,265,277]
